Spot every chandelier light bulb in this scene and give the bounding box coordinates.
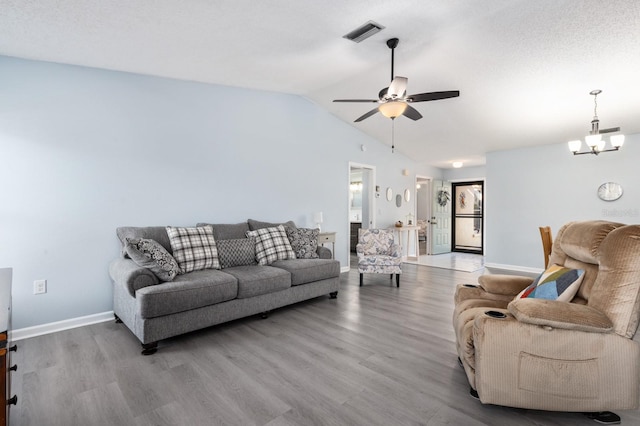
[568,140,582,153]
[611,134,625,148]
[585,134,602,148]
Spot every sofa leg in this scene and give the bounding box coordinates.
[583,412,621,425]
[261,311,270,319]
[469,387,479,400]
[114,314,122,324]
[141,342,158,356]
[329,291,338,299]
[396,274,400,287]
[359,273,363,287]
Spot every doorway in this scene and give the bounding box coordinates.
[415,176,431,255]
[452,181,484,254]
[348,163,376,268]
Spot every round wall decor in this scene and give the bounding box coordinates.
[597,182,623,201]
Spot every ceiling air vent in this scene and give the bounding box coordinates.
[343,21,385,43]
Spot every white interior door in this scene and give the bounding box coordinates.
[430,180,452,254]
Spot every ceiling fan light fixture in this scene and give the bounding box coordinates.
[379,101,407,119]
[452,161,463,168]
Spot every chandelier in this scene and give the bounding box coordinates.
[568,90,624,155]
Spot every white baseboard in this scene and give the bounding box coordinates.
[10,311,114,341]
[484,262,542,277]
[340,266,350,273]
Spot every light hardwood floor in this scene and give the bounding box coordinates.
[10,263,640,426]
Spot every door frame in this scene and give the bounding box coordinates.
[451,179,485,254]
[348,162,376,269]
[414,175,432,255]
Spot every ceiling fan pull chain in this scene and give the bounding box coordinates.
[391,118,395,153]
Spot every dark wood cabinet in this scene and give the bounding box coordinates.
[0,269,15,426]
[350,222,361,252]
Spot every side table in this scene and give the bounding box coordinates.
[318,232,336,259]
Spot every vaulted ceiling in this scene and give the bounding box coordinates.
[2,0,639,167]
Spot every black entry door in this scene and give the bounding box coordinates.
[452,181,483,254]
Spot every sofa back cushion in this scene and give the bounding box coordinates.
[117,226,173,254]
[549,221,622,301]
[248,219,297,231]
[548,220,640,338]
[197,222,250,240]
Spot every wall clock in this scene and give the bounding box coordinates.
[597,182,623,201]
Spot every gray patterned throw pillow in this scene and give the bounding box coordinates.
[125,238,181,281]
[286,227,319,259]
[217,238,257,269]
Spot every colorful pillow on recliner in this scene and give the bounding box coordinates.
[515,264,585,302]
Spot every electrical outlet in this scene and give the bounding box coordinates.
[34,279,47,295]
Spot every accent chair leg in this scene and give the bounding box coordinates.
[390,274,393,281]
[396,274,400,287]
[360,273,363,287]
[329,291,338,299]
[141,342,158,356]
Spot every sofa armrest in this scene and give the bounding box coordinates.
[316,246,332,259]
[508,298,613,333]
[109,258,159,297]
[478,274,534,296]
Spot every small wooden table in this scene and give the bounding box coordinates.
[389,226,420,261]
[318,232,336,259]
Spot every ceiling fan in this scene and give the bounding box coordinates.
[334,38,460,122]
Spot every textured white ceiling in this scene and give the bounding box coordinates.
[2,0,639,167]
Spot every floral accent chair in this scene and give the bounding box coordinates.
[356,228,402,287]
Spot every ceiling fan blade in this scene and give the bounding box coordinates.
[354,107,380,122]
[402,105,423,121]
[333,99,378,103]
[388,76,408,98]
[408,90,460,102]
[598,127,621,134]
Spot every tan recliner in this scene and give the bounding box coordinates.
[453,221,640,415]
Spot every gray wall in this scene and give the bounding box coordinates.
[485,136,640,269]
[0,56,442,329]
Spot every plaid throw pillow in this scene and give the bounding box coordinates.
[217,238,257,269]
[246,225,296,265]
[166,225,220,273]
[286,227,319,259]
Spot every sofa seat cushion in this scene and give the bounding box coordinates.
[136,269,237,319]
[271,259,340,286]
[223,265,291,299]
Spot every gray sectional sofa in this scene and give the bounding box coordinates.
[109,219,340,354]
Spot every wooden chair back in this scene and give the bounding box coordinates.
[539,226,553,269]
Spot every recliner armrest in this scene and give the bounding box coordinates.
[109,258,159,297]
[478,274,533,296]
[508,298,613,333]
